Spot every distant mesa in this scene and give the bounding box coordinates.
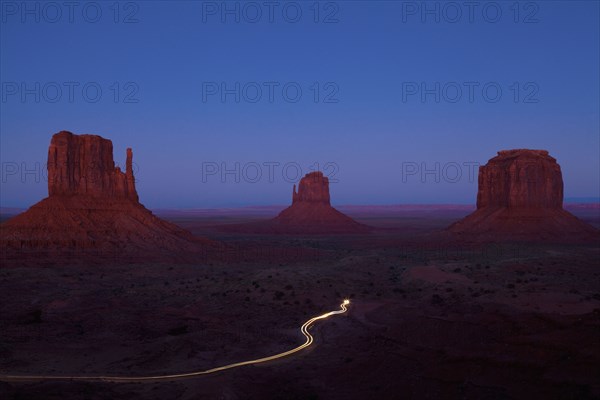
[220,171,370,234]
[448,149,599,242]
[1,131,214,261]
[273,171,370,233]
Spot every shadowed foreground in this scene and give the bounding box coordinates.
[1,207,599,399]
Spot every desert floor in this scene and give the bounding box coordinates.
[1,206,599,399]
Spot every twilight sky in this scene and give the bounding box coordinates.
[1,1,598,208]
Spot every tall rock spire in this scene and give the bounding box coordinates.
[125,147,138,202]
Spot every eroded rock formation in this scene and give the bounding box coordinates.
[1,131,214,262]
[217,171,370,234]
[476,149,563,209]
[47,131,138,201]
[292,172,331,205]
[273,172,370,234]
[448,149,598,241]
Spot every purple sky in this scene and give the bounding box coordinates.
[1,1,599,208]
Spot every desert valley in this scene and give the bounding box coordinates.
[1,132,599,399]
[2,3,599,399]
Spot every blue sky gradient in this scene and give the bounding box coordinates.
[1,1,598,207]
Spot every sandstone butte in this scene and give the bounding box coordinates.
[448,149,599,242]
[271,171,370,234]
[217,171,370,234]
[0,131,214,262]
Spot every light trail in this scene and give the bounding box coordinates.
[0,299,350,382]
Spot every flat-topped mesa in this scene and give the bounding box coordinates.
[476,149,563,210]
[292,171,331,205]
[497,149,550,157]
[47,131,138,201]
[447,148,598,242]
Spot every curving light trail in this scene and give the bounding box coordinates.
[0,300,350,382]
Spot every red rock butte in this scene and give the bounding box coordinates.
[1,131,213,261]
[47,131,138,201]
[217,171,370,234]
[272,171,370,234]
[448,149,599,241]
[291,172,331,205]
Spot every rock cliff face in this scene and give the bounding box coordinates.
[476,149,562,209]
[448,149,598,242]
[1,131,214,262]
[292,172,331,205]
[47,131,138,201]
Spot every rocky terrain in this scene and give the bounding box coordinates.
[448,149,599,242]
[0,131,215,263]
[0,220,598,399]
